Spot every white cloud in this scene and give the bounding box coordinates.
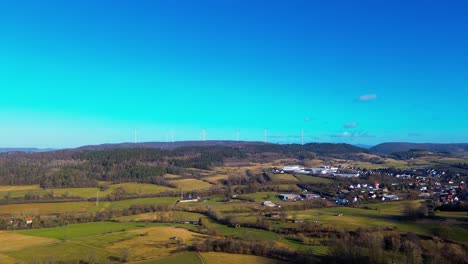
[356,94,378,102]
[330,131,374,138]
[343,122,359,129]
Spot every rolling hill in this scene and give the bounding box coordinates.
[370,142,468,155]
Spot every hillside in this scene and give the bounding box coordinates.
[76,140,267,151]
[371,142,468,155]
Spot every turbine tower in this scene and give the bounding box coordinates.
[236,128,239,142]
[134,129,138,144]
[202,128,206,141]
[171,130,174,143]
[264,128,267,144]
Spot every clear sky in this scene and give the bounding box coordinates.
[0,0,467,148]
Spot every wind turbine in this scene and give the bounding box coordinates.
[236,128,239,142]
[264,128,267,144]
[134,129,138,144]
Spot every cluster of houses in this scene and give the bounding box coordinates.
[273,165,361,178]
[265,164,467,208]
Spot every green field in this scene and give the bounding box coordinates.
[294,175,333,184]
[19,222,156,240]
[114,211,204,222]
[238,192,282,202]
[0,183,176,201]
[268,173,300,182]
[0,197,178,216]
[137,252,201,264]
[169,178,213,191]
[5,240,116,264]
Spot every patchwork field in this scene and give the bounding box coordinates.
[169,179,213,191]
[239,192,282,202]
[19,222,156,240]
[0,231,57,251]
[108,226,203,260]
[0,183,176,200]
[0,197,178,216]
[201,252,286,264]
[1,222,205,263]
[137,252,201,264]
[114,211,204,222]
[5,240,115,263]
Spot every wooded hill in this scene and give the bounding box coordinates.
[0,143,365,188]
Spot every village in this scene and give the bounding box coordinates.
[261,165,467,210]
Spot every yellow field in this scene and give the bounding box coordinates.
[164,174,182,179]
[0,253,16,264]
[0,201,110,216]
[202,174,228,184]
[0,231,57,252]
[108,226,202,260]
[168,179,212,191]
[0,185,40,192]
[201,252,286,264]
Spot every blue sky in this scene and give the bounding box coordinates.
[0,0,467,148]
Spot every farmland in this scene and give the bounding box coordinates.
[168,178,213,191]
[0,145,466,264]
[200,252,286,264]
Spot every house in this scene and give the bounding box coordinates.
[283,166,302,172]
[25,217,33,225]
[301,193,321,200]
[382,195,399,201]
[336,198,349,205]
[262,201,277,207]
[333,173,360,178]
[179,196,201,203]
[278,194,302,201]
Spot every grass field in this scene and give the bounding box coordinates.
[294,175,333,184]
[0,197,179,216]
[168,179,213,191]
[202,174,228,184]
[0,231,57,251]
[5,240,116,263]
[3,221,207,264]
[0,253,16,264]
[0,200,110,216]
[279,201,468,244]
[268,173,300,183]
[238,192,282,202]
[109,197,178,210]
[0,183,176,200]
[19,222,157,240]
[114,211,204,222]
[136,252,201,264]
[201,252,286,264]
[108,226,203,260]
[0,185,41,192]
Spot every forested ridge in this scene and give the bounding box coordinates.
[0,143,364,187]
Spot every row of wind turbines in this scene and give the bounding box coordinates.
[132,128,306,145]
